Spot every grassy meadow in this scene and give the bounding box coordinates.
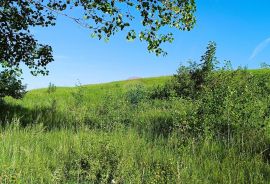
[1,67,270,183]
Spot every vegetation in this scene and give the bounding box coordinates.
[0,69,26,99]
[1,43,270,183]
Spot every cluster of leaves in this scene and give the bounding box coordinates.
[0,60,26,99]
[1,0,197,68]
[0,69,26,99]
[125,84,148,105]
[199,69,270,139]
[56,0,197,56]
[0,0,54,76]
[0,0,55,98]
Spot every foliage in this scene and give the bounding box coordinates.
[0,69,26,99]
[169,42,270,141]
[0,0,54,76]
[134,98,200,140]
[148,82,175,100]
[173,41,218,98]
[47,82,56,94]
[125,84,148,105]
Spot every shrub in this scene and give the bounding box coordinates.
[170,42,270,142]
[172,41,217,99]
[86,92,133,131]
[47,82,56,94]
[71,83,85,107]
[134,98,200,141]
[125,84,148,105]
[148,82,174,100]
[199,69,270,139]
[64,142,120,183]
[0,70,26,99]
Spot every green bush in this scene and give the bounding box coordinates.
[0,70,26,99]
[134,98,200,141]
[167,42,270,146]
[198,69,270,140]
[125,84,148,105]
[148,82,174,100]
[172,41,218,99]
[47,83,57,94]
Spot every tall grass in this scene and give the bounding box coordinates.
[0,122,269,183]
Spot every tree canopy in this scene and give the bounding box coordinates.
[0,0,196,98]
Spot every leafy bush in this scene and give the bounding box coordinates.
[0,70,26,99]
[134,98,200,141]
[148,82,175,100]
[198,69,270,139]
[125,84,148,105]
[172,41,218,99]
[84,92,133,131]
[169,42,270,142]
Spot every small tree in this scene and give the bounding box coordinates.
[173,41,217,98]
[0,69,26,99]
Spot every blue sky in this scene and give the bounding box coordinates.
[23,0,270,89]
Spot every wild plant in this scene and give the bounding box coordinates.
[47,82,56,94]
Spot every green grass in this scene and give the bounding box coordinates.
[1,69,270,183]
[6,76,170,108]
[1,125,269,183]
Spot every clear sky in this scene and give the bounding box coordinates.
[23,0,270,89]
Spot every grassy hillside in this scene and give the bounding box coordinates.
[5,76,170,108]
[1,69,270,183]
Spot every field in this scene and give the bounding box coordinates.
[1,69,270,183]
